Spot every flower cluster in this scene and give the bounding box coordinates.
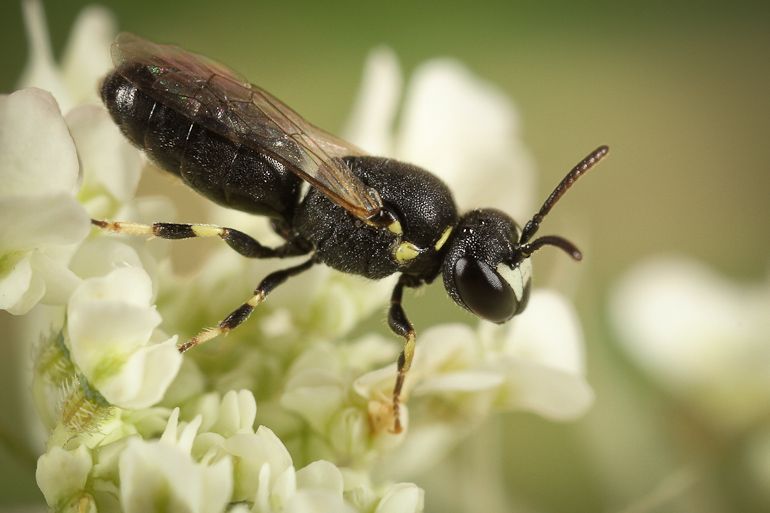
[36,391,422,513]
[5,2,593,512]
[610,255,770,431]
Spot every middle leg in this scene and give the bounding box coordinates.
[178,256,317,353]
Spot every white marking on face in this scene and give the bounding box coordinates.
[496,258,532,302]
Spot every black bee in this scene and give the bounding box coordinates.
[97,33,608,432]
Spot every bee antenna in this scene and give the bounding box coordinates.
[518,235,583,261]
[519,145,609,245]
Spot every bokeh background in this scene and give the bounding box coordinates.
[1,1,769,512]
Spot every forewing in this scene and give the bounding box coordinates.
[112,33,381,219]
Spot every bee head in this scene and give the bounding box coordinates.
[442,209,531,323]
[441,145,609,323]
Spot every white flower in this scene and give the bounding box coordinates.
[0,88,90,314]
[185,389,259,436]
[610,255,770,429]
[36,445,93,510]
[373,483,424,513]
[278,338,398,465]
[479,289,592,420]
[19,0,116,111]
[68,105,143,219]
[0,2,139,315]
[355,290,592,419]
[344,47,536,219]
[119,410,233,513]
[355,290,592,476]
[66,266,182,409]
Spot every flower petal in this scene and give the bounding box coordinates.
[68,300,161,367]
[343,47,402,156]
[99,336,182,409]
[60,6,116,107]
[395,59,535,218]
[0,88,79,196]
[0,194,89,253]
[0,253,34,312]
[296,460,344,495]
[496,289,586,374]
[495,358,594,420]
[68,265,154,309]
[223,426,294,502]
[30,252,82,306]
[611,256,763,388]
[69,238,145,280]
[286,490,356,513]
[119,437,232,513]
[67,105,142,206]
[414,370,504,394]
[373,423,459,480]
[374,483,424,513]
[209,389,258,436]
[36,445,92,508]
[66,267,168,398]
[282,374,346,434]
[17,0,71,109]
[610,256,770,427]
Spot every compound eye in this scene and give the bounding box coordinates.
[453,257,515,323]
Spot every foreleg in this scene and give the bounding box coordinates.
[388,274,421,433]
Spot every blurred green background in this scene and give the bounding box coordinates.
[1,0,769,512]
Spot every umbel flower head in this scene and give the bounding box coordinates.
[5,2,593,512]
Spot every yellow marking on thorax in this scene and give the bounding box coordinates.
[434,226,453,251]
[394,241,422,264]
[387,220,403,235]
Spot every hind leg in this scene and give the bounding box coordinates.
[91,219,310,258]
[178,256,317,352]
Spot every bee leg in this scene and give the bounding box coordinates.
[91,219,310,258]
[388,274,421,434]
[178,256,317,353]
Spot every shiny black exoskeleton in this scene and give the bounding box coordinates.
[296,157,458,281]
[97,33,609,432]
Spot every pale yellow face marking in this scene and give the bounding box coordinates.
[434,226,453,251]
[191,225,225,238]
[394,241,422,264]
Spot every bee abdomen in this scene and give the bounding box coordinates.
[101,65,302,220]
[101,66,188,175]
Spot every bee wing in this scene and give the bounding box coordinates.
[112,33,382,220]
